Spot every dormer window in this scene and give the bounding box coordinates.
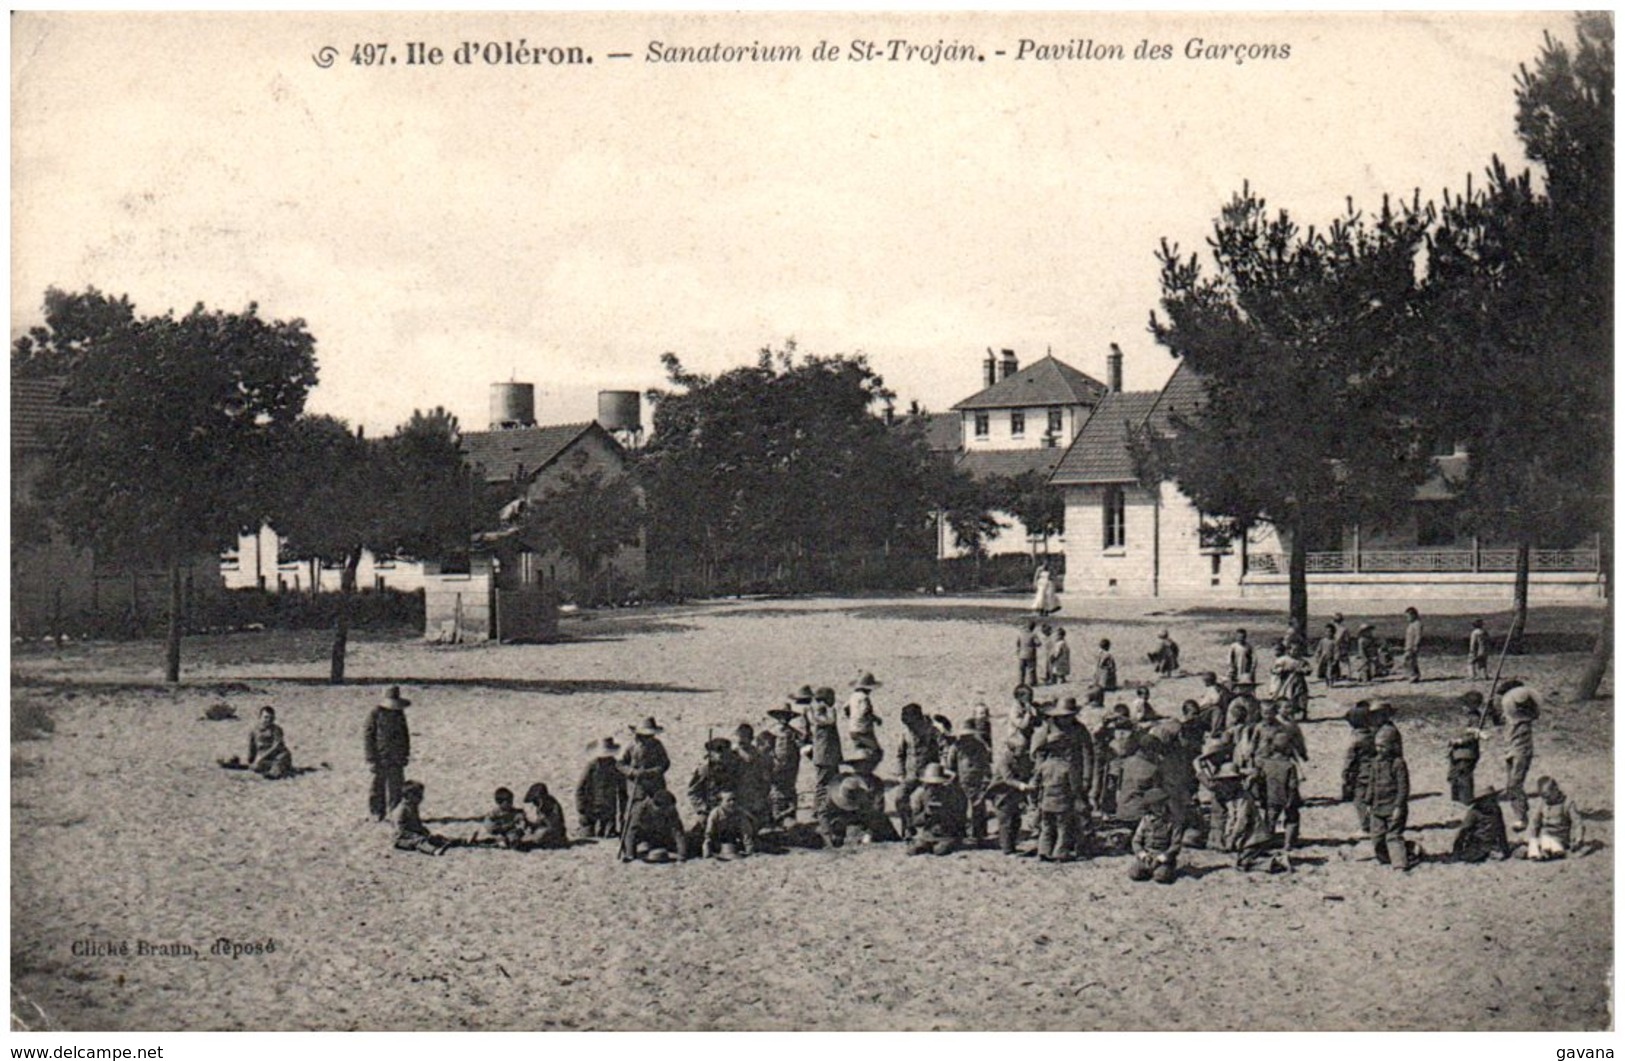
[1010,411,1025,438]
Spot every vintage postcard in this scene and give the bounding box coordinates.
[10,11,1611,1037]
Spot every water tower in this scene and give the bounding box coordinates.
[597,390,642,448]
[490,382,536,430]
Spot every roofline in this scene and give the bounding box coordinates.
[949,354,1106,411]
[463,420,617,483]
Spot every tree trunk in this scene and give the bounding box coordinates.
[329,547,360,685]
[1507,541,1531,654]
[1575,537,1611,701]
[165,558,182,683]
[1287,525,1308,640]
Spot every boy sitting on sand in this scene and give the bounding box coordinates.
[522,783,569,849]
[1451,789,1512,863]
[393,781,453,856]
[621,789,688,863]
[702,790,757,859]
[247,706,294,780]
[482,787,528,849]
[1526,777,1583,861]
[1129,787,1181,884]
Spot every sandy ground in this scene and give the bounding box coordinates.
[10,595,1613,1031]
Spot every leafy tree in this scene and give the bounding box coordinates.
[520,469,645,601]
[11,287,135,379]
[32,294,318,681]
[271,407,479,684]
[990,470,1066,555]
[1422,14,1611,687]
[1147,187,1435,634]
[641,342,939,592]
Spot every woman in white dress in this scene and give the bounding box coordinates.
[1032,564,1060,615]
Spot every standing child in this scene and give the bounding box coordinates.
[1313,623,1342,685]
[1029,736,1077,862]
[1017,621,1041,688]
[1448,694,1485,805]
[1363,727,1412,869]
[1038,624,1055,684]
[1502,682,1540,831]
[1129,787,1182,884]
[1149,629,1180,678]
[989,730,1034,856]
[1468,619,1490,680]
[1050,628,1071,686]
[1227,629,1256,687]
[576,737,625,838]
[1094,639,1118,696]
[1257,732,1302,869]
[1402,607,1424,683]
[365,686,412,821]
[945,717,993,844]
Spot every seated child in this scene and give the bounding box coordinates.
[621,789,688,863]
[829,761,900,844]
[1129,787,1181,884]
[484,787,528,849]
[1451,789,1512,862]
[393,780,453,856]
[1527,777,1582,861]
[702,790,757,858]
[522,783,570,849]
[247,706,294,779]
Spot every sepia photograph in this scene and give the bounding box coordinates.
[9,10,1613,1035]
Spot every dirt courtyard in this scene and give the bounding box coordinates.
[10,595,1613,1031]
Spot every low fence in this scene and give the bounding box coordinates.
[1248,547,1601,576]
[647,550,1064,599]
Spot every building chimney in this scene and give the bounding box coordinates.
[1000,349,1018,380]
[1108,343,1124,394]
[983,348,997,388]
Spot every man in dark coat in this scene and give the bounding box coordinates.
[364,686,412,820]
[620,716,672,817]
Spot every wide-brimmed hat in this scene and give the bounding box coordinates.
[1042,700,1077,718]
[1211,763,1242,781]
[842,748,876,765]
[632,716,665,736]
[1142,786,1170,806]
[815,687,837,705]
[830,776,874,812]
[791,685,815,703]
[766,706,797,722]
[919,763,952,786]
[715,842,740,861]
[851,672,882,690]
[1370,701,1395,718]
[644,847,672,863]
[704,737,732,754]
[380,686,411,708]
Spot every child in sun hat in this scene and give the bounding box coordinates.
[905,763,961,856]
[620,789,688,863]
[1129,787,1181,883]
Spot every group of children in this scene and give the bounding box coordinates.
[1016,621,1072,687]
[349,612,1583,875]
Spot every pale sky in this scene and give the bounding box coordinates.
[12,11,1562,435]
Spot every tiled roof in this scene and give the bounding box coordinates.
[951,355,1107,411]
[921,412,961,453]
[1144,359,1205,432]
[11,376,86,452]
[958,447,1066,482]
[460,422,599,483]
[1048,390,1162,485]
